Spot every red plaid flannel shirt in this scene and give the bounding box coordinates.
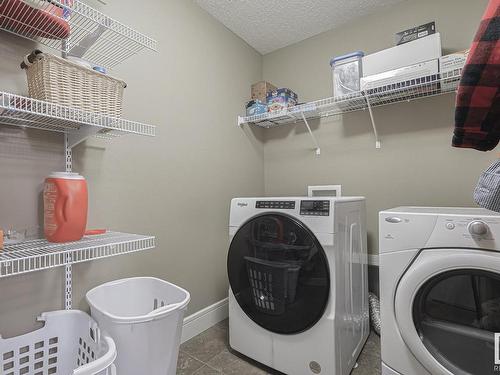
[453,0,500,151]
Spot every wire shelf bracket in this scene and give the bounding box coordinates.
[66,123,101,149]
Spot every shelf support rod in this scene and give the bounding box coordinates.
[64,134,73,310]
[363,92,381,149]
[300,112,321,156]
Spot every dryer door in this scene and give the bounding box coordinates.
[228,213,330,335]
[394,248,500,375]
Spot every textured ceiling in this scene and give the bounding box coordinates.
[195,0,408,54]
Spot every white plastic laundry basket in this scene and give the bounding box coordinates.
[86,277,190,375]
[0,310,117,375]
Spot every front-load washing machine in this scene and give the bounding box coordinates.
[380,207,500,375]
[228,197,369,375]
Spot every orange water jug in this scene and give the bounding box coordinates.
[43,172,88,243]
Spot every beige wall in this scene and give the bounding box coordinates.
[0,0,495,338]
[262,0,494,253]
[0,0,263,337]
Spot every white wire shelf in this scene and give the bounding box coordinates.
[0,231,155,278]
[0,91,156,147]
[0,0,157,69]
[238,72,461,128]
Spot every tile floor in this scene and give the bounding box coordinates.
[177,320,381,375]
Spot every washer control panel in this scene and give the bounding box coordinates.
[300,200,330,216]
[380,209,500,253]
[256,201,295,209]
[437,216,499,245]
[442,218,495,239]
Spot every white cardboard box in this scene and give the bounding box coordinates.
[363,33,442,76]
[439,50,469,79]
[439,50,468,91]
[360,59,439,93]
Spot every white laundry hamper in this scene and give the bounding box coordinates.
[0,310,117,375]
[86,277,190,375]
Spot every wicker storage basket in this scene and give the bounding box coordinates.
[21,50,126,117]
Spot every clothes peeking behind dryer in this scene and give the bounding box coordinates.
[474,159,500,212]
[452,0,500,151]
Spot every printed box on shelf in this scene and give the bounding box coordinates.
[267,88,298,113]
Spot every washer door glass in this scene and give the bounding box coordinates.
[413,270,500,375]
[228,213,330,334]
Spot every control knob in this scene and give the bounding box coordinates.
[468,221,489,236]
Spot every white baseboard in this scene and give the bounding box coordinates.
[181,297,229,343]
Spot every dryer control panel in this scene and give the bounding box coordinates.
[256,201,295,209]
[380,208,500,253]
[300,200,330,216]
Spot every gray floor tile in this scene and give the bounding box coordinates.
[205,349,240,372]
[352,332,381,375]
[207,348,284,375]
[352,354,381,375]
[177,351,205,375]
[215,318,229,332]
[181,324,229,363]
[361,332,381,359]
[192,365,221,374]
[179,321,381,375]
[218,356,269,375]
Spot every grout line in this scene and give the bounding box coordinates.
[179,350,206,368]
[192,362,224,374]
[181,347,226,372]
[204,362,224,374]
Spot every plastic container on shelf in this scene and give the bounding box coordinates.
[0,310,116,375]
[330,51,364,98]
[43,172,88,243]
[246,99,267,116]
[0,0,71,39]
[86,277,191,375]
